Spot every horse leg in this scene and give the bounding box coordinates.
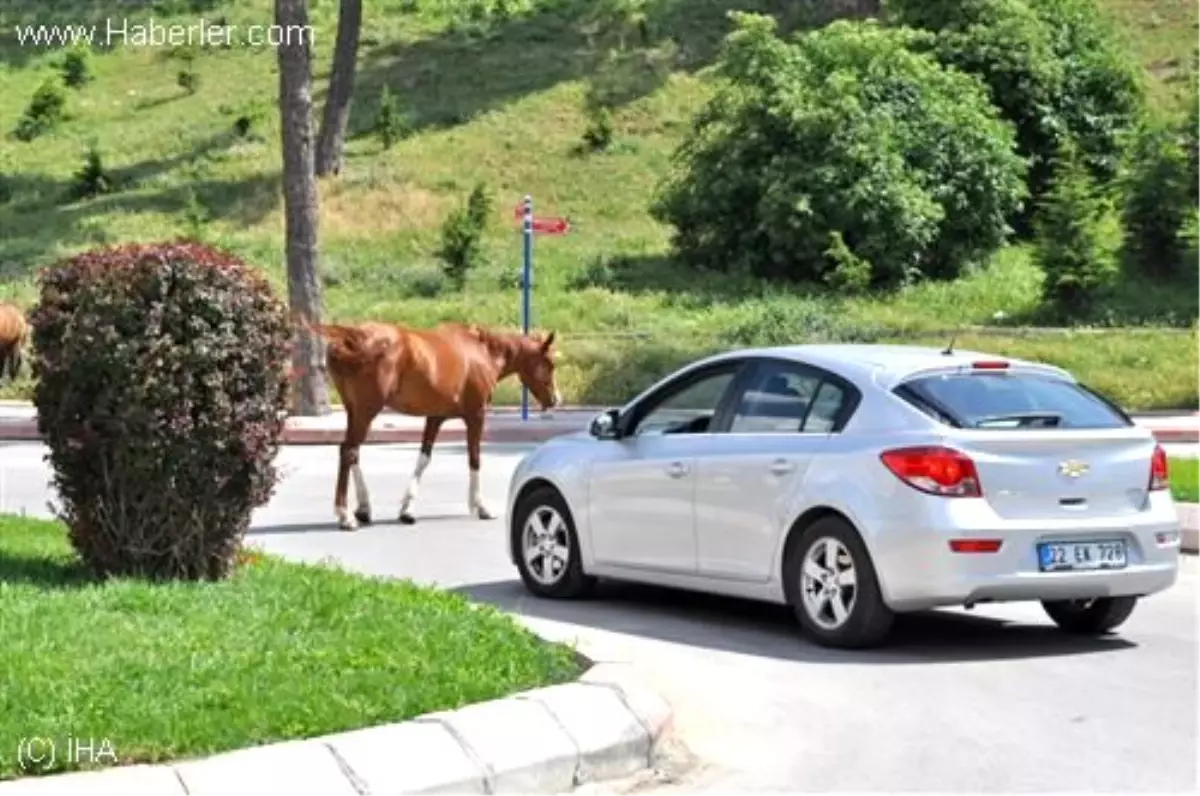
[336,408,375,531]
[464,414,495,520]
[398,416,444,525]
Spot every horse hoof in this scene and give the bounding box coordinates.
[474,506,496,521]
[338,518,358,532]
[398,513,417,525]
[354,508,372,526]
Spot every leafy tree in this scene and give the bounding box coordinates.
[1120,119,1193,278]
[652,15,1027,290]
[1034,143,1116,315]
[885,0,1143,226]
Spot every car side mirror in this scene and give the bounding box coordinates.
[589,409,621,440]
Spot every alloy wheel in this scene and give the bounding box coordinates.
[522,505,571,586]
[800,536,859,630]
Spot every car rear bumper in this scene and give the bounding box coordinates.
[867,496,1182,612]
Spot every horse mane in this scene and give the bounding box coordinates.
[455,323,532,362]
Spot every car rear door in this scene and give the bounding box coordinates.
[693,358,860,582]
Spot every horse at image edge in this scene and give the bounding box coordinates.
[0,303,29,385]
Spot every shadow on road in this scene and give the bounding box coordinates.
[456,578,1137,665]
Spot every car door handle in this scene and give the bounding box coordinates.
[769,459,796,476]
[665,461,689,478]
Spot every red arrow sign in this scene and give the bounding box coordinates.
[531,217,570,235]
[512,204,570,234]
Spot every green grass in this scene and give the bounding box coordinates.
[1169,457,1199,503]
[0,514,581,781]
[0,0,1196,411]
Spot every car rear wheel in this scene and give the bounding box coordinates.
[512,485,595,599]
[1041,596,1138,634]
[783,515,894,649]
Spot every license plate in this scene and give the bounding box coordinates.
[1038,540,1127,572]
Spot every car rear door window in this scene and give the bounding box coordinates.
[729,364,819,433]
[895,372,1131,430]
[802,381,847,433]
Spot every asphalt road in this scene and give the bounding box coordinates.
[1,440,1196,793]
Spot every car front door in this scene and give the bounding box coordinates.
[694,358,860,582]
[588,361,745,574]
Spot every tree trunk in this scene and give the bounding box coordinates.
[315,0,363,177]
[275,0,330,416]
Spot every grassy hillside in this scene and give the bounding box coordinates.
[0,0,1197,409]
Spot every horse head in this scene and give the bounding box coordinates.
[513,330,562,412]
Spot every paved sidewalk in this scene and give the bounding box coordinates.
[0,401,1196,445]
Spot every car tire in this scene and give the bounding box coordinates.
[512,485,595,599]
[1041,596,1138,634]
[782,515,895,649]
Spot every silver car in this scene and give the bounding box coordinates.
[505,344,1182,648]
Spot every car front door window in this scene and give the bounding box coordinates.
[633,370,737,437]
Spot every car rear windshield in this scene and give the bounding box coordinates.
[894,372,1132,430]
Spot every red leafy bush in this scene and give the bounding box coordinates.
[28,240,292,580]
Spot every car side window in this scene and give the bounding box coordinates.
[728,363,822,434]
[802,381,847,433]
[633,368,738,437]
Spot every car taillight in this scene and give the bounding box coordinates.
[880,446,983,497]
[1149,444,1169,491]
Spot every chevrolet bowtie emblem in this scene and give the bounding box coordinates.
[1058,459,1090,478]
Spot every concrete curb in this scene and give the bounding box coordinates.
[0,663,672,795]
[1177,503,1198,554]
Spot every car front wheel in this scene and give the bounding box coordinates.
[512,485,595,599]
[1041,596,1138,634]
[783,515,894,649]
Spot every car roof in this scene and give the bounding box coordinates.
[699,343,1074,391]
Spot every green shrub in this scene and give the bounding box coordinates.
[822,231,872,294]
[178,66,200,94]
[652,15,1027,290]
[439,182,493,287]
[13,78,67,142]
[1120,119,1193,278]
[582,87,616,152]
[28,241,292,581]
[66,143,115,202]
[60,45,94,88]
[375,85,408,149]
[886,0,1143,219]
[1033,144,1117,315]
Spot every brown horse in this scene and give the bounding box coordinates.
[0,303,29,384]
[310,320,562,530]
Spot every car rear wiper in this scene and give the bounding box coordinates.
[972,412,1064,428]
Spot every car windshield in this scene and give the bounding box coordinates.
[895,371,1131,430]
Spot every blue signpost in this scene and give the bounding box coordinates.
[513,194,570,421]
[521,195,534,421]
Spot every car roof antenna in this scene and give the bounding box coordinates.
[941,335,956,356]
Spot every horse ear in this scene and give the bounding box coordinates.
[541,330,556,351]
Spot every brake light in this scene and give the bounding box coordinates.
[970,360,1009,370]
[880,446,983,497]
[1149,444,1169,491]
